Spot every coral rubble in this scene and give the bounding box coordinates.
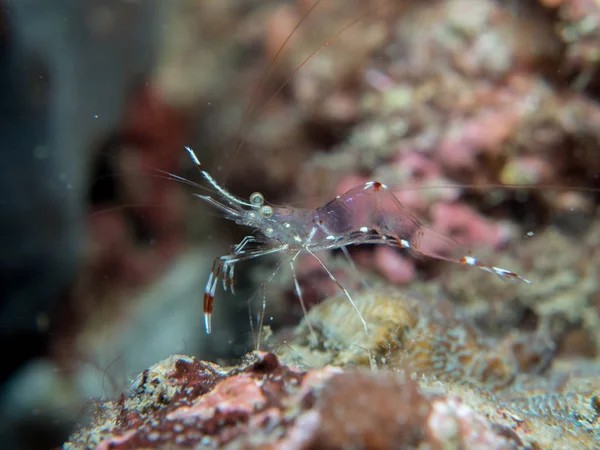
[65,285,600,449]
[64,352,523,450]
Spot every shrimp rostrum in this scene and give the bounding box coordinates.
[184,147,530,336]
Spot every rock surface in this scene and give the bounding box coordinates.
[65,288,600,449]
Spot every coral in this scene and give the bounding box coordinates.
[429,202,513,249]
[277,289,550,391]
[373,246,417,285]
[275,287,600,449]
[63,341,600,449]
[440,221,600,358]
[64,352,527,450]
[541,0,600,80]
[278,0,600,301]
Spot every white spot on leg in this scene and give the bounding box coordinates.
[492,266,509,276]
[463,256,477,266]
[204,314,212,334]
[205,273,214,293]
[491,266,531,283]
[360,227,368,233]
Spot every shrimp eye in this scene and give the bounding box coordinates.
[260,205,273,218]
[250,192,264,206]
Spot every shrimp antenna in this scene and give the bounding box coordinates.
[184,146,253,208]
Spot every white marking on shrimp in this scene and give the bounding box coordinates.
[463,256,477,266]
[364,181,388,190]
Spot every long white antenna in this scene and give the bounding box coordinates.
[184,146,254,208]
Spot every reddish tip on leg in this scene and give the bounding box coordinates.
[203,292,214,334]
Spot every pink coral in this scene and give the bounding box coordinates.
[394,151,443,180]
[437,107,521,170]
[78,354,524,449]
[430,202,513,249]
[391,151,462,213]
[166,374,265,421]
[374,246,417,285]
[428,397,521,449]
[95,430,136,450]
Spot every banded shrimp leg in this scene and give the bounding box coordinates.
[203,238,285,334]
[184,146,368,338]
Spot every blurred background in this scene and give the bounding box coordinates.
[0,0,599,449]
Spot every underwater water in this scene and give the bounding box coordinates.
[1,1,599,449]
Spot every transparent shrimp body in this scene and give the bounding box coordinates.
[241,201,320,249]
[184,147,530,337]
[313,181,531,282]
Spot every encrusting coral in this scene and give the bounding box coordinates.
[65,351,525,450]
